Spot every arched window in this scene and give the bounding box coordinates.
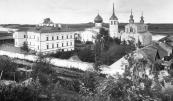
[130,27,133,32]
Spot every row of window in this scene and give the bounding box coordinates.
[126,27,136,33]
[23,34,73,41]
[46,35,73,41]
[24,35,40,41]
[110,21,117,25]
[46,42,73,49]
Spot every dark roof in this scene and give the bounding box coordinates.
[94,14,103,23]
[109,3,118,20]
[28,26,84,33]
[159,35,173,42]
[137,42,169,63]
[109,11,118,20]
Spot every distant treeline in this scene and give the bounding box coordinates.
[1,23,173,35]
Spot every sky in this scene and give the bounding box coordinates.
[0,0,172,24]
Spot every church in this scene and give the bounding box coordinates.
[120,10,152,46]
[81,3,152,46]
[80,13,107,43]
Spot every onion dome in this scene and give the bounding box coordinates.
[109,3,118,20]
[129,9,134,23]
[94,14,103,23]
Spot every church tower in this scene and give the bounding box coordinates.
[129,9,134,24]
[140,12,144,24]
[109,3,119,38]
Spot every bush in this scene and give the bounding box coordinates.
[21,41,29,52]
[0,56,17,80]
[49,51,75,59]
[77,48,95,62]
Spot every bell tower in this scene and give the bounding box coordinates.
[109,3,119,38]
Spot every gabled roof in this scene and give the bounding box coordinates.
[136,42,169,63]
[17,25,85,33]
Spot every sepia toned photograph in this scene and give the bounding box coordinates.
[0,0,173,101]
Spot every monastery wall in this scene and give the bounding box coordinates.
[0,50,94,71]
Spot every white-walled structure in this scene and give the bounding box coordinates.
[120,11,152,46]
[81,13,105,43]
[13,19,78,54]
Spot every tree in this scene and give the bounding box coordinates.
[21,41,29,52]
[99,43,135,65]
[77,47,95,62]
[0,56,16,80]
[31,53,55,86]
[97,53,163,101]
[114,38,121,44]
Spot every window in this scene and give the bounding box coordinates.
[57,43,58,48]
[47,45,49,49]
[67,42,68,46]
[70,42,72,46]
[67,35,68,39]
[37,37,39,41]
[57,36,59,40]
[24,35,26,38]
[62,43,64,47]
[62,36,63,39]
[114,21,116,24]
[34,35,35,39]
[130,27,133,32]
[52,36,54,40]
[70,35,72,38]
[38,46,39,50]
[52,44,54,48]
[46,36,49,41]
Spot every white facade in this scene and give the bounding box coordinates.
[121,23,152,46]
[13,30,75,54]
[13,31,27,47]
[80,13,103,43]
[81,28,100,43]
[109,20,119,38]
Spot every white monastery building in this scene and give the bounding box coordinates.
[13,18,78,54]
